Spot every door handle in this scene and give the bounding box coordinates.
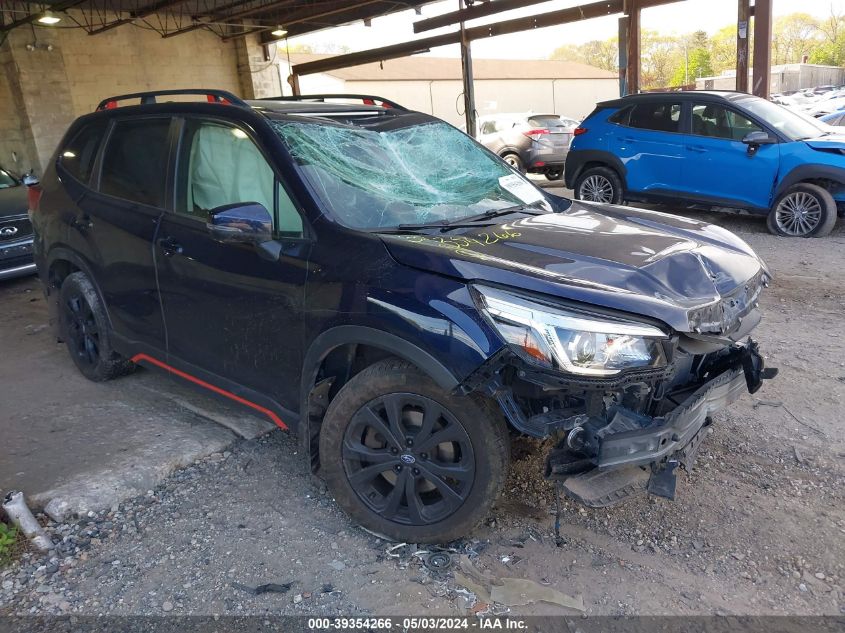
[620,136,637,143]
[687,145,707,153]
[158,237,183,257]
[71,214,93,231]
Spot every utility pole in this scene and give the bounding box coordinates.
[736,0,750,92]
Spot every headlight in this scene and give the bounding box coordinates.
[474,285,668,376]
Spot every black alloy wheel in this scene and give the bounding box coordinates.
[341,393,475,526]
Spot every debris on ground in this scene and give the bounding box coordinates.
[2,491,52,552]
[230,581,294,595]
[452,554,585,613]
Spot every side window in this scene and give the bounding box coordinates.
[692,104,763,140]
[608,106,632,125]
[59,121,108,184]
[100,118,171,207]
[479,120,496,135]
[176,120,302,236]
[628,102,682,133]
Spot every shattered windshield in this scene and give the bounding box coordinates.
[269,119,550,229]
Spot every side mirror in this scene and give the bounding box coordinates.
[22,171,39,187]
[207,202,272,245]
[742,131,776,155]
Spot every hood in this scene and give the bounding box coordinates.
[0,184,28,220]
[803,134,845,151]
[380,201,770,335]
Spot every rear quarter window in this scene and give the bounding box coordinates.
[59,120,109,184]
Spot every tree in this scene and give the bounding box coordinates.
[772,13,820,64]
[550,39,617,72]
[709,25,738,73]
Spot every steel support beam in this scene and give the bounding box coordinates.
[458,0,476,137]
[751,0,772,98]
[618,15,629,96]
[0,0,88,32]
[414,0,551,34]
[625,0,640,95]
[86,0,195,35]
[736,0,750,92]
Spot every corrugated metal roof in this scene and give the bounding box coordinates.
[286,53,617,81]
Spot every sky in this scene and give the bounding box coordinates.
[290,0,845,61]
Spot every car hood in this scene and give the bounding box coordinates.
[803,134,845,150]
[0,185,27,219]
[380,201,770,335]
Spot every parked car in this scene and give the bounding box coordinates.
[475,113,572,180]
[566,91,845,237]
[806,94,845,117]
[33,89,775,542]
[0,167,38,281]
[820,111,845,126]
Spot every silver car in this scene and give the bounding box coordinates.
[475,113,574,181]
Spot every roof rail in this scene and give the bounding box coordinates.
[257,94,407,110]
[96,89,248,111]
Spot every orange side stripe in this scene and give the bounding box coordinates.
[130,353,288,430]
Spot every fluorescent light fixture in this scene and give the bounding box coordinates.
[62,151,76,158]
[36,11,61,25]
[271,25,287,37]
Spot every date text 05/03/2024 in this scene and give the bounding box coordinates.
[307,617,528,630]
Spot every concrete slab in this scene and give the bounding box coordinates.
[0,275,278,521]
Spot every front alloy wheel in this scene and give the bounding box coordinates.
[319,359,509,543]
[579,174,615,203]
[342,393,474,526]
[768,183,837,238]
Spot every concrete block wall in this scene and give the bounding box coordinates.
[0,15,281,172]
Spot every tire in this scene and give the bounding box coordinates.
[501,153,524,173]
[545,168,563,181]
[319,358,510,543]
[58,271,135,382]
[574,166,624,205]
[767,183,837,237]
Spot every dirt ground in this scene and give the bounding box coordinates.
[1,204,844,617]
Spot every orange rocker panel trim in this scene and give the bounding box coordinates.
[130,353,288,430]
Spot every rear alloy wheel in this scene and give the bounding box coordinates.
[320,359,509,543]
[58,272,135,382]
[574,166,623,205]
[767,183,837,237]
[501,153,524,173]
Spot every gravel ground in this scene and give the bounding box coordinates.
[1,207,844,617]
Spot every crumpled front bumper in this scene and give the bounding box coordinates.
[597,367,746,469]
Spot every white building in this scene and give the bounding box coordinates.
[279,54,619,126]
[696,63,845,93]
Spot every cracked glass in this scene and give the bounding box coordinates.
[270,119,549,229]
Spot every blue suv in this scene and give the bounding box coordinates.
[33,90,775,542]
[566,91,844,237]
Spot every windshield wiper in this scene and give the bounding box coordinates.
[385,203,546,233]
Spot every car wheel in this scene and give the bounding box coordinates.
[501,153,524,173]
[545,168,563,181]
[574,166,623,204]
[58,271,135,382]
[767,183,837,237]
[319,358,509,543]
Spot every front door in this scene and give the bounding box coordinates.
[679,102,780,209]
[154,117,312,414]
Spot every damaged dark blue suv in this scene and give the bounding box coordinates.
[33,90,776,542]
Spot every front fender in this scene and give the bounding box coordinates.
[775,163,845,198]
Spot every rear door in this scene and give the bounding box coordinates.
[612,100,685,195]
[680,102,779,209]
[68,116,174,352]
[154,116,311,413]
